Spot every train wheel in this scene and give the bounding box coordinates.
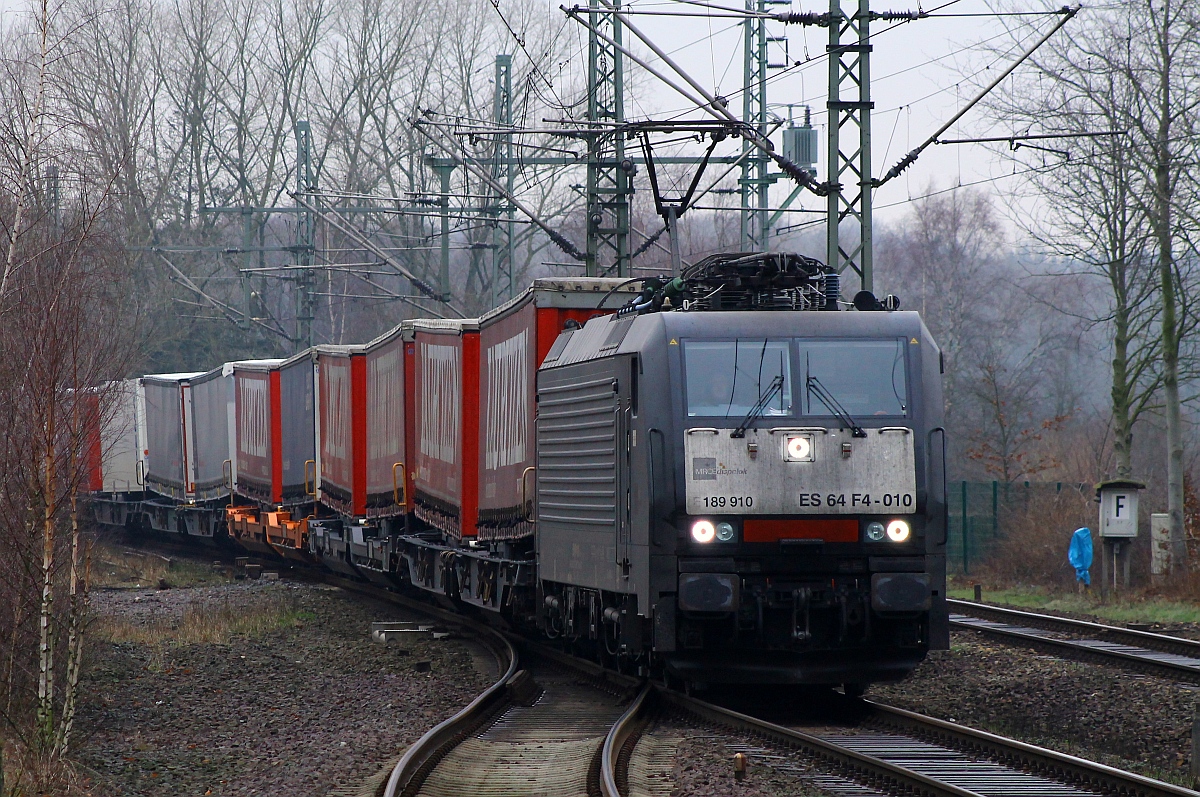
[842,682,866,698]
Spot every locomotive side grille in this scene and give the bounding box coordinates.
[537,374,619,528]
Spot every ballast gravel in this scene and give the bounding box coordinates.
[871,634,1198,786]
[665,719,827,797]
[75,578,493,796]
[74,575,1200,794]
[664,632,1199,795]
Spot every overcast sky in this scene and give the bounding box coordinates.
[0,0,1071,233]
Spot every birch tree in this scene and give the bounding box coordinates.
[0,2,139,787]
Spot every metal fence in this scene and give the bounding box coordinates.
[946,481,1093,576]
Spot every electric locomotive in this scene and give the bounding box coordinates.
[533,252,949,689]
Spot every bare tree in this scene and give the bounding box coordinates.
[984,13,1161,481]
[0,2,140,787]
[984,0,1200,571]
[877,186,1087,481]
[877,186,1007,430]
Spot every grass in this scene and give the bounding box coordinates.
[947,584,1200,625]
[93,542,228,589]
[94,594,306,647]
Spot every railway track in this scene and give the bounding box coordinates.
[377,632,647,797]
[525,640,1199,797]
[109,538,1200,797]
[97,538,652,797]
[651,687,1198,797]
[949,598,1200,683]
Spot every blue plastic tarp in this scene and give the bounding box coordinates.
[1068,527,1093,585]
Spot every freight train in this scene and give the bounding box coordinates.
[90,252,949,692]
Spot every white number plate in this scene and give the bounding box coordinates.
[684,427,917,515]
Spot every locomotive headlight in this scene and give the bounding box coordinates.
[784,434,815,462]
[691,520,716,543]
[715,521,736,542]
[886,519,911,543]
[865,521,886,542]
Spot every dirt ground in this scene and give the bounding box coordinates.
[73,576,492,796]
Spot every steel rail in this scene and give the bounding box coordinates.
[320,577,521,797]
[600,683,652,797]
[949,598,1200,657]
[115,545,641,797]
[663,687,1197,797]
[107,541,1196,797]
[951,616,1200,683]
[949,599,1200,683]
[378,631,517,797]
[516,641,656,797]
[658,689,985,797]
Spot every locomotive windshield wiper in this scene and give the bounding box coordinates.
[730,374,784,439]
[806,375,867,438]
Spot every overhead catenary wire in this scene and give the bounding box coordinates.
[772,157,1069,237]
[412,117,589,262]
[216,0,1071,325]
[639,0,1059,134]
[936,130,1125,145]
[640,0,973,123]
[564,1,827,195]
[309,250,453,319]
[488,0,569,109]
[155,251,291,339]
[874,5,1080,187]
[292,192,463,317]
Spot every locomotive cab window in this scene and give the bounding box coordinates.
[800,339,908,417]
[684,339,792,417]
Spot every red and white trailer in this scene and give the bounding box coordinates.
[314,345,365,517]
[411,318,480,539]
[309,339,406,582]
[228,355,310,506]
[225,355,316,558]
[364,323,408,520]
[84,380,141,528]
[402,279,634,611]
[475,278,635,541]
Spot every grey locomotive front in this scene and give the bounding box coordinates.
[535,307,948,687]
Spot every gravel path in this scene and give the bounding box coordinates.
[75,578,493,796]
[872,634,1198,786]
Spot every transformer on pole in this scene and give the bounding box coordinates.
[586,0,631,277]
[826,0,873,293]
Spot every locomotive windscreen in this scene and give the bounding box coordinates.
[801,339,908,417]
[684,339,792,417]
[684,337,909,419]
